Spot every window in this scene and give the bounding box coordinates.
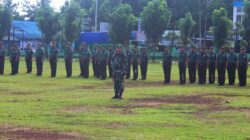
[236,15,242,23]
[237,7,242,13]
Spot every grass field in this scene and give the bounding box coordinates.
[0,58,250,140]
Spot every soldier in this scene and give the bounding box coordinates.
[98,46,108,80]
[108,46,115,78]
[25,44,33,73]
[227,48,237,85]
[10,44,19,75]
[81,43,91,78]
[0,41,5,75]
[178,47,187,84]
[112,47,126,99]
[16,45,20,74]
[238,47,248,87]
[79,45,84,76]
[208,47,216,84]
[188,47,197,83]
[49,41,58,77]
[162,47,172,84]
[197,47,208,85]
[35,44,45,76]
[64,42,73,77]
[140,47,148,80]
[217,47,227,86]
[125,47,132,79]
[91,46,97,77]
[131,46,140,80]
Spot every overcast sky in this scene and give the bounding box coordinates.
[13,0,67,11]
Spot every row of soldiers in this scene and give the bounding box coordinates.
[0,41,149,81]
[162,46,248,87]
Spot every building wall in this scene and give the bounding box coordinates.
[233,0,244,27]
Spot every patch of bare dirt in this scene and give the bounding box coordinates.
[104,122,127,129]
[59,106,91,113]
[0,125,84,140]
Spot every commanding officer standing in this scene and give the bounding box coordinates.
[217,47,227,86]
[197,47,208,85]
[178,47,187,84]
[0,41,5,75]
[10,44,19,75]
[82,43,91,78]
[188,47,197,83]
[99,46,108,80]
[208,47,216,84]
[140,47,148,80]
[108,46,114,78]
[238,47,248,87]
[131,46,140,80]
[64,42,73,77]
[227,48,237,85]
[49,41,58,77]
[162,47,172,84]
[125,47,132,79]
[25,44,33,73]
[112,47,126,99]
[35,44,45,76]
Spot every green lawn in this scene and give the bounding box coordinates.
[0,58,250,140]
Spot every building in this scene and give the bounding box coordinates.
[233,0,245,27]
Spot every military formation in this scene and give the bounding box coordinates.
[0,40,249,99]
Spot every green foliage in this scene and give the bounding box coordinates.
[0,5,12,40]
[178,12,196,47]
[242,0,250,46]
[61,1,84,42]
[141,0,171,44]
[109,4,136,44]
[212,7,232,48]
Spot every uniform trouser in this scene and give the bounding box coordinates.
[50,58,57,77]
[80,59,84,76]
[100,61,107,79]
[217,63,226,85]
[16,59,19,74]
[11,60,16,75]
[0,57,4,74]
[65,59,72,77]
[36,58,43,76]
[108,61,113,78]
[238,64,247,86]
[113,71,124,98]
[179,63,186,84]
[140,62,148,79]
[126,63,131,79]
[198,63,207,84]
[83,61,89,78]
[132,63,138,80]
[209,63,216,84]
[188,62,196,83]
[163,64,171,83]
[92,60,96,76]
[25,57,32,73]
[227,63,236,85]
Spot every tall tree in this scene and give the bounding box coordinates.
[242,0,250,47]
[61,1,84,43]
[109,4,136,44]
[21,0,39,21]
[0,5,12,40]
[212,7,232,49]
[141,0,171,62]
[178,12,196,47]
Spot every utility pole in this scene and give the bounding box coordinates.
[199,0,202,47]
[95,0,98,32]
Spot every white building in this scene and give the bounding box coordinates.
[233,0,244,27]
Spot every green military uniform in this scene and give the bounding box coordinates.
[217,51,227,86]
[64,45,73,77]
[162,49,172,84]
[112,49,126,99]
[227,51,237,85]
[92,48,98,77]
[0,43,5,75]
[178,50,187,84]
[35,46,44,76]
[80,47,91,78]
[238,49,248,86]
[49,45,58,77]
[98,48,108,80]
[108,47,115,78]
[25,47,33,73]
[125,48,132,79]
[140,48,148,80]
[131,48,140,80]
[208,51,216,84]
[197,51,208,84]
[188,51,197,83]
[10,47,19,75]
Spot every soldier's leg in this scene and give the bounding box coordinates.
[227,64,232,84]
[80,60,83,76]
[16,60,19,74]
[144,63,148,79]
[140,64,143,79]
[163,66,167,83]
[188,64,192,83]
[36,60,39,76]
[0,58,3,74]
[238,65,242,86]
[167,65,172,83]
[222,67,226,86]
[183,64,186,84]
[232,64,236,85]
[241,65,247,86]
[132,64,136,80]
[30,59,32,73]
[118,80,124,99]
[135,64,138,80]
[179,64,182,84]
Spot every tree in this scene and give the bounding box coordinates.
[242,0,250,47]
[212,7,232,49]
[21,0,39,21]
[0,5,12,40]
[61,1,84,43]
[178,12,196,47]
[109,4,136,44]
[141,0,171,62]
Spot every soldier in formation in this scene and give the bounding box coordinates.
[0,41,5,75]
[25,44,33,73]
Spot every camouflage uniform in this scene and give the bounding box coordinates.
[0,43,5,75]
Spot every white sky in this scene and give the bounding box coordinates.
[13,0,67,11]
